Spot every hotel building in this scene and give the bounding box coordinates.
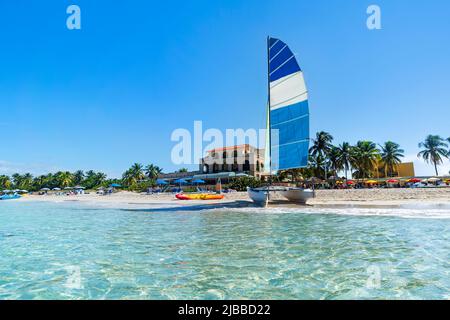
[200,144,265,179]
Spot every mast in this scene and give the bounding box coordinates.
[267,36,272,196]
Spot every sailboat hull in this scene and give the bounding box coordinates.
[247,188,269,207]
[280,189,314,204]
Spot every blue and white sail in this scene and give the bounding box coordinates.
[268,37,309,172]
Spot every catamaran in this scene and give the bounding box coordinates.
[248,37,314,206]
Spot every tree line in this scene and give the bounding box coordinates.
[0,163,166,192]
[0,170,111,191]
[1,134,449,191]
[284,133,450,181]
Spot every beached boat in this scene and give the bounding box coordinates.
[248,37,314,207]
[176,194,225,201]
[247,187,269,207]
[0,194,21,200]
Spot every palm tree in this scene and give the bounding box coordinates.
[418,135,448,176]
[131,163,145,181]
[327,146,343,178]
[55,171,74,188]
[447,138,450,156]
[337,142,352,179]
[122,169,134,186]
[310,132,333,157]
[351,141,380,179]
[95,172,107,186]
[380,141,404,177]
[73,170,85,185]
[20,173,33,190]
[32,175,48,191]
[122,163,145,186]
[309,132,334,179]
[145,164,163,179]
[11,173,22,188]
[309,154,326,179]
[0,175,12,189]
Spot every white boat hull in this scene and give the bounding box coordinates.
[280,188,314,204]
[247,187,269,207]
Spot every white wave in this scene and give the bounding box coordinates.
[211,206,450,219]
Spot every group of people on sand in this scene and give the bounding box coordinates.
[38,189,87,196]
[318,180,450,190]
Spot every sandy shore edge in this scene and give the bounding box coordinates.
[13,189,450,210]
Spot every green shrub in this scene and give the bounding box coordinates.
[228,177,262,192]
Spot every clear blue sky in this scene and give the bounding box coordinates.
[1,0,449,177]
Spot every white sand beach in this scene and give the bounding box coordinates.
[15,188,450,209]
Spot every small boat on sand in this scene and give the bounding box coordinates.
[247,37,313,207]
[176,194,225,201]
[0,194,21,200]
[247,187,315,207]
[247,187,270,207]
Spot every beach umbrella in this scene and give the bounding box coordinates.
[387,179,399,183]
[192,179,206,184]
[41,188,50,191]
[110,183,121,188]
[64,187,73,190]
[97,187,105,190]
[346,181,355,185]
[408,178,421,183]
[20,190,28,193]
[74,186,85,189]
[173,179,188,188]
[427,177,440,182]
[2,190,11,193]
[52,188,61,191]
[156,179,168,185]
[13,189,20,193]
[366,180,378,184]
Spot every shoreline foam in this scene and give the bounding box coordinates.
[11,189,450,215]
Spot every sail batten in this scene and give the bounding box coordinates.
[268,37,309,172]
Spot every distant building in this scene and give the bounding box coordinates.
[376,162,416,178]
[159,171,201,180]
[200,144,265,179]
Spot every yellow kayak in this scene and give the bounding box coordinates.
[176,194,224,201]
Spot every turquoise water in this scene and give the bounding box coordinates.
[0,201,449,300]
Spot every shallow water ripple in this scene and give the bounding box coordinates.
[0,202,449,299]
